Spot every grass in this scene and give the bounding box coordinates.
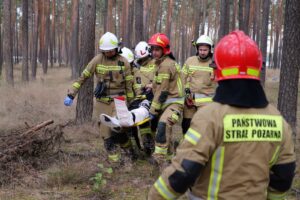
[0,66,299,199]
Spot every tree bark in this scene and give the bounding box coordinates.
[21,0,29,82]
[243,0,251,34]
[219,0,230,40]
[134,0,143,44]
[76,0,96,124]
[42,0,50,74]
[259,0,270,86]
[278,0,300,133]
[31,0,39,79]
[165,0,173,38]
[107,0,114,32]
[63,0,69,65]
[3,0,14,86]
[201,0,207,34]
[70,0,79,79]
[50,0,56,67]
[238,0,244,31]
[0,6,3,76]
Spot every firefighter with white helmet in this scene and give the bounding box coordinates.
[64,32,135,164]
[181,35,216,134]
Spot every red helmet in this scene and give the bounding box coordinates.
[148,33,171,55]
[214,30,262,81]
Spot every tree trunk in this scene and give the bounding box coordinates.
[231,0,238,30]
[70,0,79,79]
[219,0,230,40]
[3,0,14,86]
[31,0,39,79]
[243,0,251,34]
[278,0,300,133]
[76,0,96,124]
[0,7,3,76]
[63,0,69,65]
[238,0,244,31]
[201,0,207,34]
[165,0,173,38]
[107,0,114,32]
[21,0,29,82]
[42,0,50,74]
[259,0,270,86]
[50,0,56,67]
[134,0,143,44]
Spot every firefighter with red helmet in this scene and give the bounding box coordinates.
[148,33,184,168]
[148,30,295,200]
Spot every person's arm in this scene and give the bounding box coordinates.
[267,121,296,200]
[148,110,218,199]
[68,55,98,98]
[149,62,175,115]
[124,61,135,102]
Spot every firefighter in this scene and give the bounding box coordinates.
[119,44,156,156]
[148,30,295,200]
[63,32,135,164]
[148,33,184,168]
[181,35,216,134]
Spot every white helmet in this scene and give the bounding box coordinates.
[196,35,213,47]
[120,47,134,63]
[134,41,150,59]
[99,32,119,51]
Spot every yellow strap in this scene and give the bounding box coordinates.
[189,65,214,73]
[133,84,142,89]
[195,97,213,103]
[154,146,168,155]
[221,67,239,77]
[267,191,287,200]
[83,69,91,77]
[185,128,201,145]
[154,176,177,200]
[126,92,134,98]
[269,146,280,167]
[125,75,134,81]
[135,118,151,127]
[72,82,81,89]
[108,153,120,162]
[139,127,151,135]
[247,68,260,77]
[152,101,162,110]
[207,147,225,200]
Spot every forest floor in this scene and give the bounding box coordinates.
[0,64,299,200]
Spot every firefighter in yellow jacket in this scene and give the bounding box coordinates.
[148,33,184,166]
[181,35,216,134]
[131,41,157,155]
[64,32,135,163]
[148,30,295,200]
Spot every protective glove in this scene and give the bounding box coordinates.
[64,95,74,106]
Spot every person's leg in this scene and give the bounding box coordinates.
[152,103,183,169]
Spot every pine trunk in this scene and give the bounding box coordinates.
[259,0,270,85]
[21,0,29,82]
[70,0,79,79]
[278,0,300,133]
[76,0,96,124]
[3,0,14,86]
